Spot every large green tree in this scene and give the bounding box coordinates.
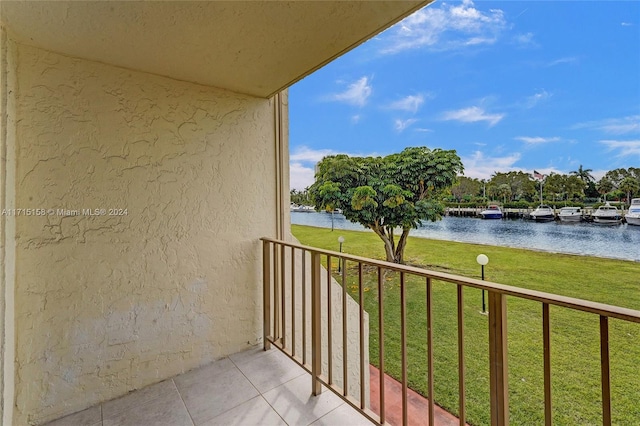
[543,173,586,202]
[309,147,463,263]
[619,177,640,203]
[450,176,481,202]
[487,171,537,202]
[599,168,640,201]
[597,178,614,201]
[602,168,629,188]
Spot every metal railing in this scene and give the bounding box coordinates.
[261,237,640,426]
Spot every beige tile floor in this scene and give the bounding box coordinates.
[46,346,373,426]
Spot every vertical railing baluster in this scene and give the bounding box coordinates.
[426,278,434,425]
[400,272,408,426]
[488,291,509,426]
[302,250,307,365]
[263,241,271,350]
[281,243,286,348]
[342,257,348,396]
[359,262,365,408]
[378,267,385,424]
[327,254,333,384]
[600,316,612,426]
[273,242,280,342]
[457,284,466,425]
[291,246,296,357]
[311,251,322,395]
[543,303,552,426]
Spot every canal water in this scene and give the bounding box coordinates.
[291,212,640,262]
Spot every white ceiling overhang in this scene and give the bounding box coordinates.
[1,1,431,98]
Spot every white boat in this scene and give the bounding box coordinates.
[592,202,622,225]
[558,207,583,222]
[479,205,503,219]
[290,204,315,213]
[529,205,555,222]
[625,198,640,226]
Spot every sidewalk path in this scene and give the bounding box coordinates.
[369,365,465,426]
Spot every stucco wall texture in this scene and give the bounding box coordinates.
[12,44,278,424]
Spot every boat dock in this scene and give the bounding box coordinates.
[446,206,608,220]
[447,207,527,219]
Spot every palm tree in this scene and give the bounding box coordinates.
[619,177,640,204]
[497,183,511,204]
[597,178,614,201]
[570,164,595,183]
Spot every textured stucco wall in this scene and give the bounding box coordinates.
[12,44,281,425]
[1,26,18,426]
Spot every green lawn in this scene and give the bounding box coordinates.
[291,224,640,426]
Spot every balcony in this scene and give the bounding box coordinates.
[260,237,640,426]
[45,336,460,426]
[42,236,639,426]
[45,346,373,426]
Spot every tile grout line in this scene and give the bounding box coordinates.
[231,348,307,394]
[304,402,347,426]
[185,355,280,426]
[229,352,289,423]
[172,378,197,426]
[230,350,302,426]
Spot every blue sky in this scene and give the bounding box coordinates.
[289,0,640,190]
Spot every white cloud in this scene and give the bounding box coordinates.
[290,162,316,191]
[515,136,561,145]
[530,167,562,177]
[290,146,336,163]
[441,106,504,126]
[621,22,632,27]
[378,0,507,53]
[389,94,428,113]
[514,32,536,47]
[589,169,609,181]
[351,114,362,124]
[460,151,521,179]
[601,122,640,134]
[572,115,640,134]
[600,139,640,158]
[394,118,418,132]
[546,56,578,67]
[525,90,552,108]
[329,76,372,107]
[289,146,383,189]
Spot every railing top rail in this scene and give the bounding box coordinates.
[261,237,640,323]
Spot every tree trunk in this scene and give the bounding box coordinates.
[394,228,411,264]
[371,224,395,262]
[371,225,411,264]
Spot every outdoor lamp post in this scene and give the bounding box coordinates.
[476,254,489,313]
[338,236,345,273]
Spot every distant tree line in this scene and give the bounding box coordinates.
[290,188,311,205]
[296,166,640,208]
[448,166,640,207]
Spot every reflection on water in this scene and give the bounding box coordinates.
[291,212,640,262]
